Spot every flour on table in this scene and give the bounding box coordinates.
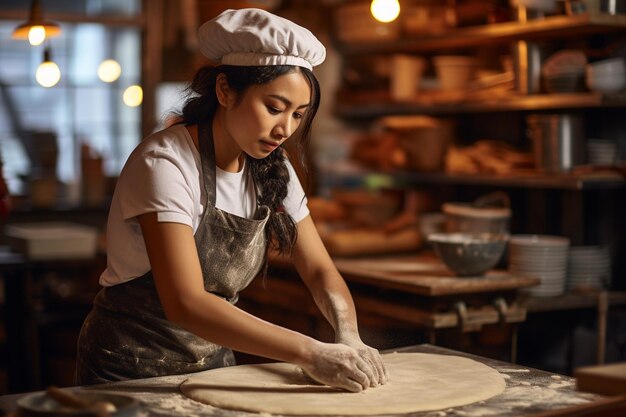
[180,352,506,415]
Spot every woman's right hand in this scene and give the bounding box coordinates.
[300,341,373,392]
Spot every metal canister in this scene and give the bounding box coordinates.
[526,113,585,173]
[512,40,544,94]
[601,0,626,14]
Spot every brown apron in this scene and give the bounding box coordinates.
[76,122,269,384]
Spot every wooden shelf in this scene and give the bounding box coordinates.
[322,169,626,190]
[337,13,626,55]
[335,90,626,118]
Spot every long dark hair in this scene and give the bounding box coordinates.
[178,64,321,255]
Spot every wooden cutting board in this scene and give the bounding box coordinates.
[334,253,540,296]
[322,227,422,257]
[576,362,626,396]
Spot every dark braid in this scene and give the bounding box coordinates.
[247,148,296,252]
[175,64,321,255]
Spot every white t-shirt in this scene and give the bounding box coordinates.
[100,124,309,286]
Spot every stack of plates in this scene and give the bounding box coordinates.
[587,139,617,166]
[567,246,611,291]
[509,235,570,297]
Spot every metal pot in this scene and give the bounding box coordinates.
[526,113,585,173]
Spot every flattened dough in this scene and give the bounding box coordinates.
[180,352,506,415]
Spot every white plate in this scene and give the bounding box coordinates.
[510,263,568,272]
[509,234,570,247]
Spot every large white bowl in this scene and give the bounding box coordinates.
[587,58,626,76]
[586,71,626,93]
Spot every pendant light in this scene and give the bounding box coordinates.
[98,59,122,83]
[123,85,143,107]
[36,47,61,87]
[12,0,61,46]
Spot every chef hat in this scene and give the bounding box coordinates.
[198,8,326,71]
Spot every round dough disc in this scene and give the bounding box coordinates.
[180,352,506,415]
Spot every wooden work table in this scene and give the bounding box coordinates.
[0,344,612,417]
[332,253,540,296]
[333,254,538,332]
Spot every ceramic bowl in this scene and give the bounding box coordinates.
[585,72,626,93]
[587,57,626,76]
[585,58,626,92]
[428,233,509,276]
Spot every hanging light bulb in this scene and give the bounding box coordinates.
[12,0,61,46]
[36,48,61,87]
[28,25,46,46]
[98,59,122,83]
[370,0,401,23]
[123,85,143,107]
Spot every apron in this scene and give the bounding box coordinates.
[76,122,270,384]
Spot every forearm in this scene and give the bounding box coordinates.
[292,216,361,340]
[170,291,318,366]
[139,214,316,365]
[290,217,388,386]
[306,268,361,341]
[305,269,389,386]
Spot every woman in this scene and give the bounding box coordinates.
[77,8,387,392]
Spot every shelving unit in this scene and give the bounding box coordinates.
[335,13,626,119]
[335,13,626,55]
[329,7,626,270]
[323,168,625,190]
[336,91,626,118]
[330,10,626,179]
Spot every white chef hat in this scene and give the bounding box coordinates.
[198,8,326,71]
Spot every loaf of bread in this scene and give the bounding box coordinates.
[445,140,533,175]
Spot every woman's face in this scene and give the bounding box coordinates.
[222,70,312,159]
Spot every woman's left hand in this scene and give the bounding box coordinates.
[336,334,388,387]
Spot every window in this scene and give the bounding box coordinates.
[0,0,142,202]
